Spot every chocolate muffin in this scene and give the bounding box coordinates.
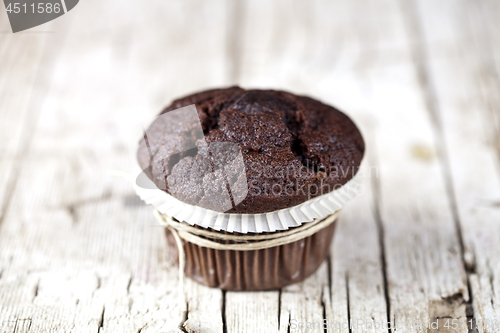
[136,87,365,290]
[138,87,365,214]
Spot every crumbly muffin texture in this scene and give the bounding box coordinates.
[138,87,365,214]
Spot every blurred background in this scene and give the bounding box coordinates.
[1,0,500,332]
[1,0,499,170]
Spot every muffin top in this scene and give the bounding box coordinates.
[137,87,365,214]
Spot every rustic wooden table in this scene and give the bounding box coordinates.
[1,0,500,332]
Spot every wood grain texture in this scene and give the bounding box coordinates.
[0,0,230,332]
[237,0,468,332]
[0,13,57,224]
[0,0,499,332]
[414,0,500,332]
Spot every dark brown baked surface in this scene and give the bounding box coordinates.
[137,87,365,214]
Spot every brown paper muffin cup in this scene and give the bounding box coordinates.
[163,215,337,291]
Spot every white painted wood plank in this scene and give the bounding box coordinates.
[0,16,55,221]
[279,263,328,333]
[226,291,280,333]
[237,0,469,331]
[183,279,224,333]
[369,7,469,329]
[469,0,500,147]
[414,0,500,331]
[0,0,230,331]
[332,164,387,333]
[315,1,468,331]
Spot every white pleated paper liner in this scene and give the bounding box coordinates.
[131,159,366,234]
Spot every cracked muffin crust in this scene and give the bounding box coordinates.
[138,87,365,214]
